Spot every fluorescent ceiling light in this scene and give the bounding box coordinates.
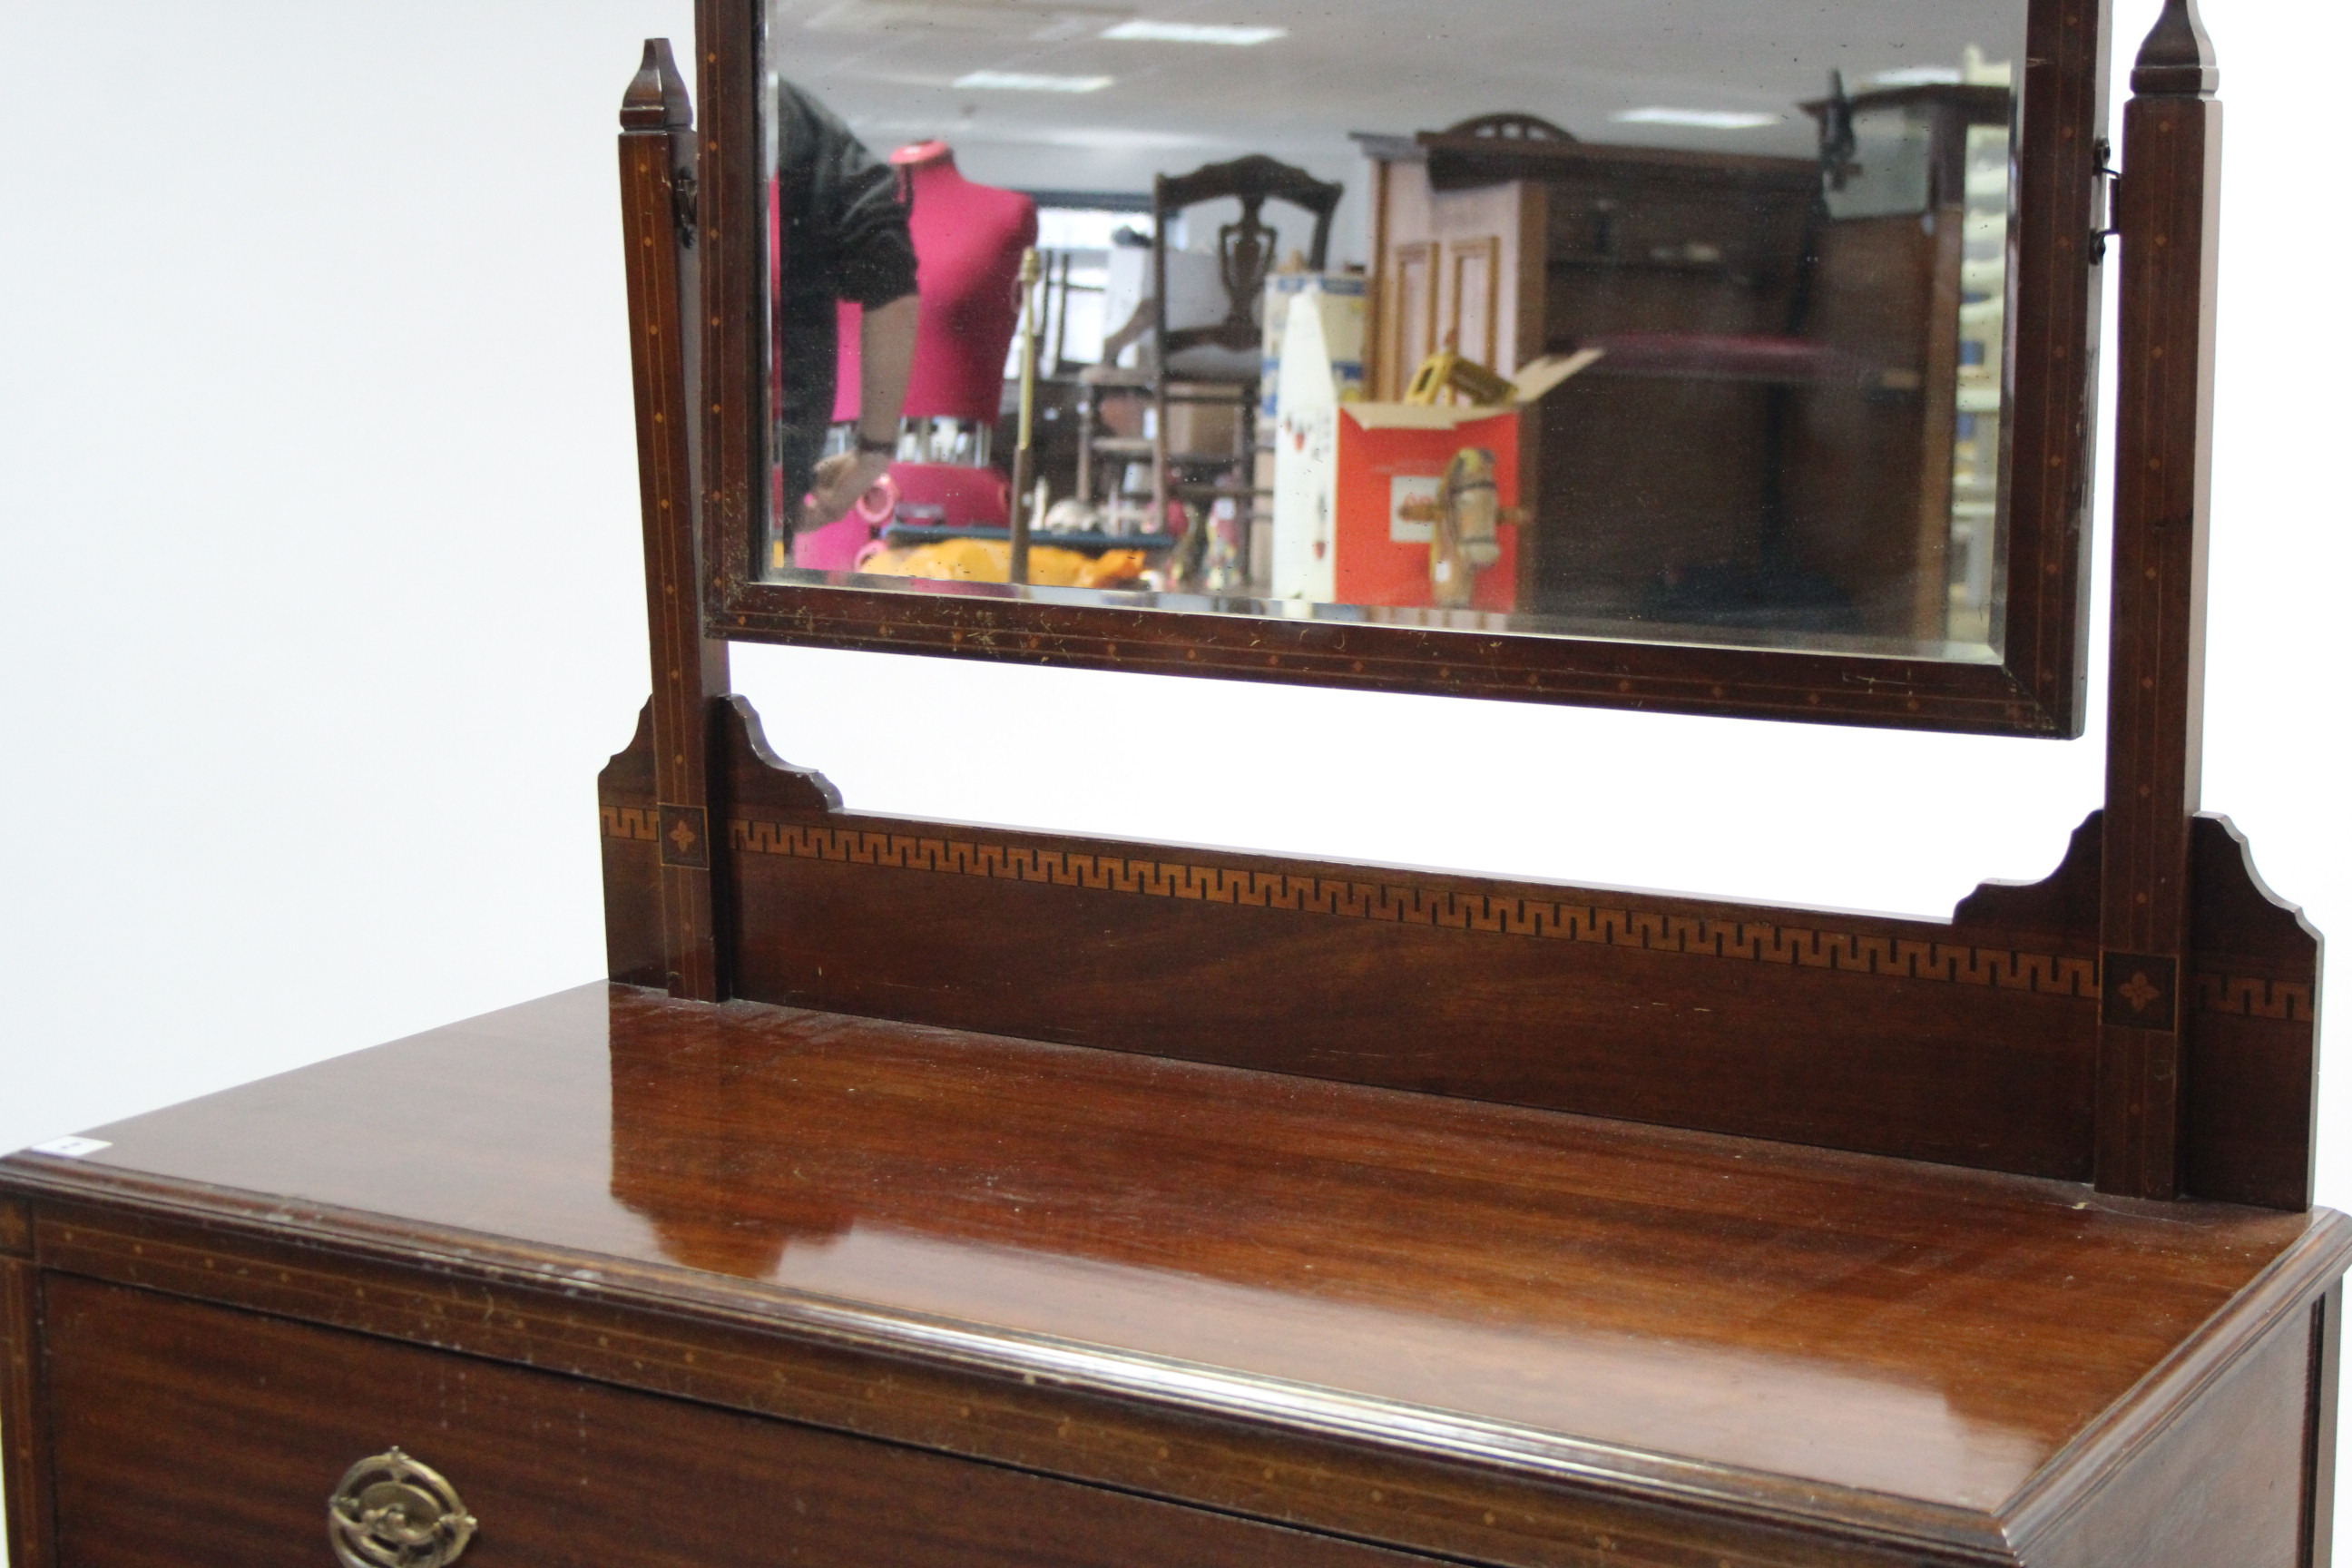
[808,1,1130,36]
[1035,127,1210,150]
[1100,19,1286,44]
[1872,64,1964,86]
[953,69,1115,92]
[1610,107,1779,130]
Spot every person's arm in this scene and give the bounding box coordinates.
[798,96,920,531]
[807,291,919,526]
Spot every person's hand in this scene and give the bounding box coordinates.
[807,449,893,528]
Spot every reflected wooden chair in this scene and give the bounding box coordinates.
[1077,155,1341,583]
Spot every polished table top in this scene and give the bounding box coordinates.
[11,983,2330,1516]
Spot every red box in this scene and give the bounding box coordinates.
[1334,406,1526,612]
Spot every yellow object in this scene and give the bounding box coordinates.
[1403,347,1518,408]
[1010,246,1043,580]
[861,537,1150,590]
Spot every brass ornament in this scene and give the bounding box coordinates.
[328,1448,477,1568]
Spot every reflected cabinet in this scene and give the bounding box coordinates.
[1363,84,2014,648]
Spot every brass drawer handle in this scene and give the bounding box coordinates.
[328,1448,477,1568]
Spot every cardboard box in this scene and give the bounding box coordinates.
[1328,404,1527,612]
[1163,383,1242,458]
[1272,302,1592,611]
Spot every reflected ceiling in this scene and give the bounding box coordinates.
[767,0,2024,257]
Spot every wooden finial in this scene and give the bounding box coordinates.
[622,38,692,131]
[2132,0,2219,98]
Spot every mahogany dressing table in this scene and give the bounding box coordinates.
[1,3,2337,1565]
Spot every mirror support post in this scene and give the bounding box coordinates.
[622,40,732,1002]
[2094,0,2220,1199]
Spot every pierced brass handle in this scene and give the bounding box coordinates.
[328,1448,477,1568]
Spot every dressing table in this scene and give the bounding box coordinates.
[3,3,2338,1565]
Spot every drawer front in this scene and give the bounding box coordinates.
[42,1275,1431,1568]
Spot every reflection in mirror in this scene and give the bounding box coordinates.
[759,1,2023,660]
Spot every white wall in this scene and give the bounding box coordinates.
[1,0,2346,1553]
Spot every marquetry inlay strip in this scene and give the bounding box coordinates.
[603,805,661,842]
[722,817,2104,999]
[2191,972,2317,1024]
[600,813,2311,1016]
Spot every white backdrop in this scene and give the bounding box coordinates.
[2,0,2346,1553]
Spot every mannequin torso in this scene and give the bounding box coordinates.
[832,142,1038,426]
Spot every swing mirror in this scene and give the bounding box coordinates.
[695,0,2109,734]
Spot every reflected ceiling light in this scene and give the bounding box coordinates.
[1610,107,1779,130]
[808,1,1132,35]
[1872,64,1965,86]
[1036,126,1210,149]
[1100,19,1286,44]
[953,68,1116,91]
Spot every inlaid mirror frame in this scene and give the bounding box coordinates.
[688,0,2112,736]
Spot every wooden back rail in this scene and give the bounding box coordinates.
[611,0,2320,1210]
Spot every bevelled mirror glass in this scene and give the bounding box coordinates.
[701,0,2103,734]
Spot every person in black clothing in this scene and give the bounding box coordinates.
[771,80,921,534]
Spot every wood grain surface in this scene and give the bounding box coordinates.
[5,982,2337,1528]
[2184,814,2326,1210]
[42,1275,1432,1568]
[621,37,730,1001]
[592,699,2321,1205]
[2013,1285,2328,1567]
[2095,0,2225,1200]
[2,1254,54,1568]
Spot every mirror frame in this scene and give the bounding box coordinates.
[691,0,2111,736]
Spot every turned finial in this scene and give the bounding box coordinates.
[2132,0,2219,98]
[622,38,692,131]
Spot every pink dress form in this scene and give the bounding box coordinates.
[800,143,1039,572]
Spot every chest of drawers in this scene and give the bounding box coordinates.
[5,985,2341,1568]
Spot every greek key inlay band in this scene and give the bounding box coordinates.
[593,809,2317,1022]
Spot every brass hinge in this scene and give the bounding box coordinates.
[2090,138,2120,262]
